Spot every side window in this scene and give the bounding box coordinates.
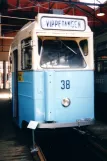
[97,61,103,73]
[96,60,107,73]
[38,38,42,55]
[79,39,88,56]
[8,53,12,73]
[104,61,107,72]
[21,37,32,70]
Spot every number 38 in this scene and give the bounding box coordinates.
[61,80,70,89]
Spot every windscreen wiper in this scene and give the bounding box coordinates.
[60,40,77,55]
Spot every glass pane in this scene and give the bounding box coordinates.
[21,37,32,70]
[39,39,86,69]
[80,39,88,56]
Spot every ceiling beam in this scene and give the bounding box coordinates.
[36,0,106,7]
[0,37,14,39]
[75,5,104,25]
[1,23,22,26]
[65,5,74,14]
[48,2,55,13]
[0,15,35,21]
[16,0,20,8]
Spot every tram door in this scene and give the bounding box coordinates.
[13,49,19,122]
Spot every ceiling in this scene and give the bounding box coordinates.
[1,0,107,36]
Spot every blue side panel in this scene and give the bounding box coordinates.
[12,70,94,127]
[12,71,45,127]
[12,73,15,117]
[33,72,45,121]
[44,70,94,123]
[18,71,45,127]
[18,72,34,127]
[44,71,55,121]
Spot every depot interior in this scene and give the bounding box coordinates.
[0,0,107,120]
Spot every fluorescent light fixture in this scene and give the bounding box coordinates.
[97,12,105,16]
[97,7,105,16]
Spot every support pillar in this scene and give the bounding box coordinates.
[3,61,6,89]
[0,13,1,36]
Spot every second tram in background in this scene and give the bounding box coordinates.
[95,32,107,122]
[9,13,94,128]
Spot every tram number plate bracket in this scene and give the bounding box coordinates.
[27,121,38,129]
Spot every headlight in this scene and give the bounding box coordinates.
[62,98,71,107]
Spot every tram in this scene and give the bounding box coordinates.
[9,13,94,128]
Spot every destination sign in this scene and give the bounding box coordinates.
[41,17,85,31]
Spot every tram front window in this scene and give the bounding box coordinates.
[40,39,86,68]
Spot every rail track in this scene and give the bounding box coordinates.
[33,127,105,161]
[0,92,107,161]
[73,126,107,161]
[0,98,46,161]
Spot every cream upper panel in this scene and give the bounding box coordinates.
[11,13,92,48]
[10,13,93,71]
[36,13,91,32]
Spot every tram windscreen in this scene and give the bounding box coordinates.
[40,39,86,68]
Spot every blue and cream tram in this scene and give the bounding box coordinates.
[9,13,94,128]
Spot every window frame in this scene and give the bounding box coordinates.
[38,38,87,69]
[21,37,32,70]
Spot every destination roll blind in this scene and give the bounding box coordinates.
[41,17,85,31]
